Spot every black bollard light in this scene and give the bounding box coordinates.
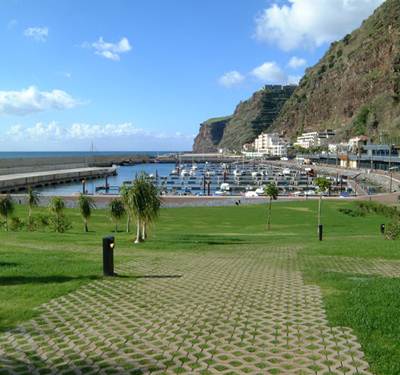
[380,224,385,235]
[103,236,117,276]
[318,224,323,241]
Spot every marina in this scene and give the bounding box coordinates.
[29,161,363,197]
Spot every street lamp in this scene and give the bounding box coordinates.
[389,166,398,194]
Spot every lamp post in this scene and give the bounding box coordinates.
[389,166,398,194]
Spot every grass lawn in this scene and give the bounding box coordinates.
[1,198,400,374]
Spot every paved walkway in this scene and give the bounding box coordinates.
[0,247,372,375]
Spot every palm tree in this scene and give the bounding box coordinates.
[119,184,132,232]
[108,198,126,233]
[129,173,162,243]
[314,177,332,227]
[140,176,162,239]
[0,194,15,231]
[25,186,41,219]
[77,193,96,232]
[264,183,279,231]
[48,196,65,233]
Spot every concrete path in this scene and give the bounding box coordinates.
[0,247,372,374]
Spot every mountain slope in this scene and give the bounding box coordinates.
[193,89,294,152]
[271,0,400,141]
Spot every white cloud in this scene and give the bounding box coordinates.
[288,75,302,84]
[0,86,85,116]
[250,62,287,83]
[58,72,71,78]
[24,27,48,42]
[287,57,307,69]
[254,0,386,51]
[8,20,17,29]
[84,37,132,61]
[218,71,246,88]
[5,122,193,144]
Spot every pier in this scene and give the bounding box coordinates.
[0,166,117,194]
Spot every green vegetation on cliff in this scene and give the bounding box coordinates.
[272,0,400,142]
[192,116,232,153]
[193,89,294,152]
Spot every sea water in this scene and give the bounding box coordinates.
[0,151,190,195]
[36,163,179,195]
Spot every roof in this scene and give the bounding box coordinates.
[350,136,371,141]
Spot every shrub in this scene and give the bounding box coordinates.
[49,214,71,233]
[28,214,50,232]
[338,208,365,217]
[385,220,400,240]
[10,217,24,232]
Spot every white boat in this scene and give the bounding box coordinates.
[244,191,258,197]
[206,170,216,177]
[220,183,231,191]
[214,190,231,196]
[255,187,264,195]
[170,168,179,175]
[181,169,188,177]
[189,170,196,177]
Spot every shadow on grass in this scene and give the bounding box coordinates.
[0,262,19,267]
[156,234,263,246]
[0,275,98,286]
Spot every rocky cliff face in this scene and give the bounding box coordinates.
[271,0,400,141]
[193,89,294,152]
[192,116,232,153]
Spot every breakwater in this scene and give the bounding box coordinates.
[0,154,150,175]
[0,154,150,194]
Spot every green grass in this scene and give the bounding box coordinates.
[1,199,400,374]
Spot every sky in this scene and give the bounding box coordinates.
[0,0,386,152]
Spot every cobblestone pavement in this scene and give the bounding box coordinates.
[0,247,372,375]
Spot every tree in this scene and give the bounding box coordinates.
[25,186,41,219]
[48,196,66,233]
[108,198,126,233]
[77,193,96,232]
[314,177,332,227]
[119,184,132,232]
[264,183,279,231]
[128,173,162,243]
[0,194,15,231]
[141,176,162,239]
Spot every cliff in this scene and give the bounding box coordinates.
[193,89,294,152]
[192,116,232,153]
[271,0,400,142]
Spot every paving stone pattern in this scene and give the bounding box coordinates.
[0,247,372,375]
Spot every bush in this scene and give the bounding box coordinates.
[49,214,72,233]
[10,217,24,232]
[338,208,365,217]
[28,214,50,232]
[385,220,400,240]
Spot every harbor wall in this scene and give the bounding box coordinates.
[0,167,117,194]
[0,154,150,175]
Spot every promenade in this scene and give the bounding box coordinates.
[0,246,376,374]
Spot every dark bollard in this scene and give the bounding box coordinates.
[380,224,385,235]
[103,236,117,276]
[318,224,323,241]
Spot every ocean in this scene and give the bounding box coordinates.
[0,151,186,159]
[0,151,191,195]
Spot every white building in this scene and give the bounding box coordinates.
[294,130,335,149]
[253,132,292,156]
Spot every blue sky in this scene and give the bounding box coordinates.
[0,0,385,152]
